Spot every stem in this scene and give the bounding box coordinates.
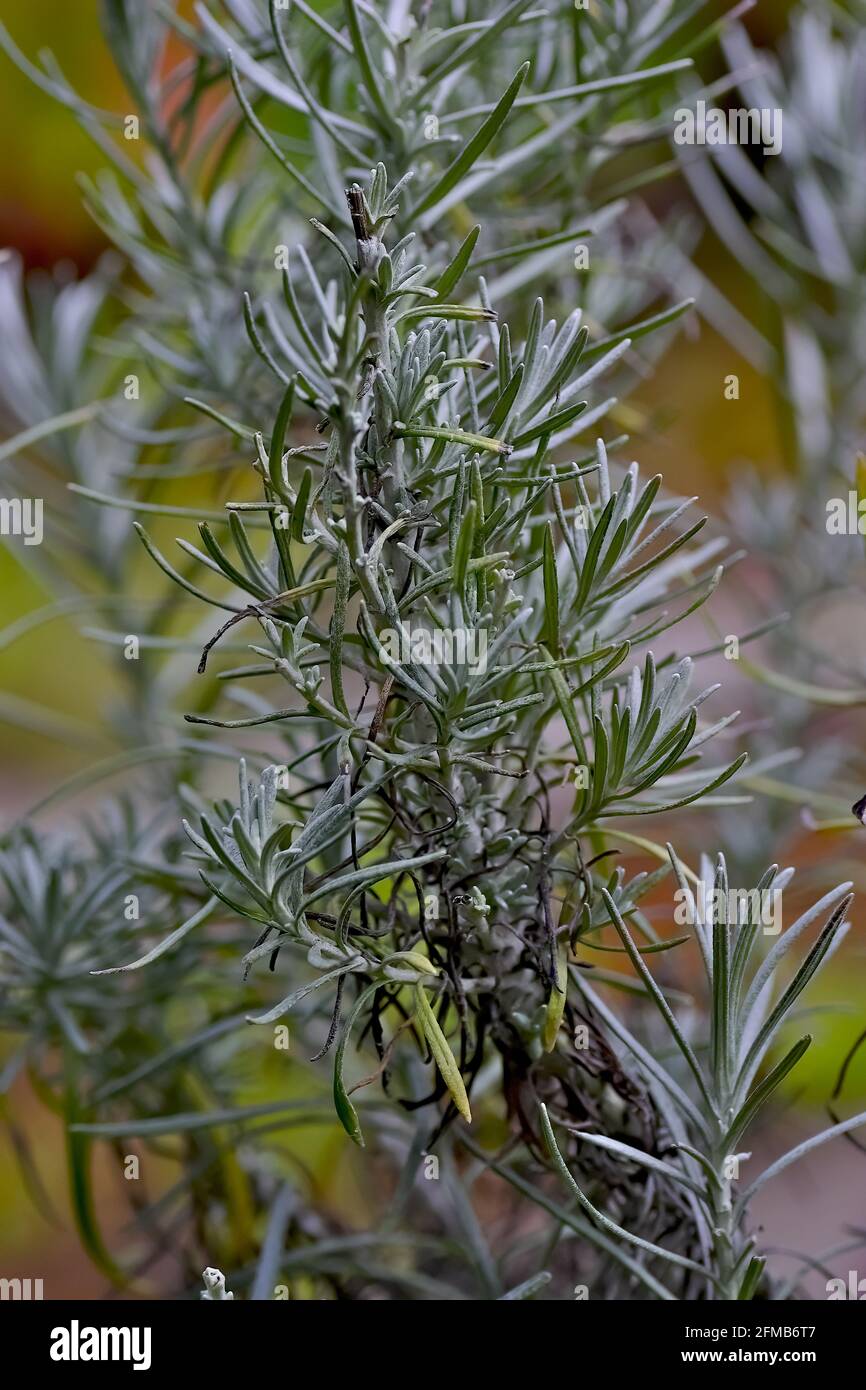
[708,1120,746,1300]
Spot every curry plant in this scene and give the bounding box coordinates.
[111,156,752,1296]
[127,152,744,1124]
[542,854,866,1299]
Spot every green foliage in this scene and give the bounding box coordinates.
[542,857,864,1299]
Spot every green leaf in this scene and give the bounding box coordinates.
[69,481,249,525]
[739,883,853,1031]
[487,362,524,435]
[409,62,530,220]
[71,1099,327,1137]
[247,961,363,1026]
[433,225,480,301]
[540,1103,709,1286]
[463,1133,678,1301]
[0,401,100,463]
[134,524,244,614]
[511,399,587,448]
[344,0,392,127]
[334,982,382,1147]
[292,467,313,542]
[738,1256,766,1301]
[540,522,559,652]
[330,541,351,717]
[603,752,749,818]
[414,983,472,1122]
[574,493,615,613]
[268,378,296,499]
[582,299,694,362]
[417,0,537,95]
[575,972,706,1133]
[243,291,291,384]
[64,1069,126,1287]
[723,1036,812,1150]
[542,938,568,1052]
[310,217,357,274]
[227,54,334,214]
[91,898,218,974]
[266,0,368,161]
[738,1109,866,1210]
[601,889,715,1113]
[301,850,448,912]
[396,303,496,326]
[452,498,477,609]
[474,225,593,269]
[738,897,852,1086]
[393,421,511,456]
[94,1015,248,1104]
[572,1131,703,1195]
[546,660,587,765]
[738,656,866,707]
